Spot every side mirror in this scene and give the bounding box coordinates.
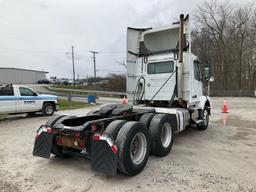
[33,92,38,96]
[204,64,211,81]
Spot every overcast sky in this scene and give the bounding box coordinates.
[0,0,252,79]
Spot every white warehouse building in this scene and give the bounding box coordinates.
[0,67,48,84]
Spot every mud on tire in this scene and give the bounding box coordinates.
[116,121,150,176]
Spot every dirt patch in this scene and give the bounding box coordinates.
[0,180,21,192]
[0,98,256,191]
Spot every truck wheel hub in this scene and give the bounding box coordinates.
[130,132,147,165]
[161,123,172,148]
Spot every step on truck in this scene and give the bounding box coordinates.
[33,14,212,176]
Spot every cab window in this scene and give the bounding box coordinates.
[19,87,37,96]
[147,61,174,74]
[0,86,14,96]
[193,60,201,81]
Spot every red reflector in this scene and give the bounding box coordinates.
[57,137,62,144]
[46,128,52,133]
[111,145,117,154]
[93,135,100,141]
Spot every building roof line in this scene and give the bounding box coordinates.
[0,67,48,73]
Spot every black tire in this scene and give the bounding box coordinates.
[149,114,174,157]
[104,120,127,139]
[116,121,150,176]
[139,113,155,129]
[42,103,55,116]
[197,107,209,131]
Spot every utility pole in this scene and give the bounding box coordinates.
[90,51,99,86]
[71,46,75,86]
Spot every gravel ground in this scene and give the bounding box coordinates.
[0,97,255,192]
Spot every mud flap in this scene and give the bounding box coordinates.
[33,125,52,159]
[91,134,117,176]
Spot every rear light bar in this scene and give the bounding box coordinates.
[35,126,52,139]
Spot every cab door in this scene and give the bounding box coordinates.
[145,60,176,101]
[191,60,203,104]
[17,87,41,112]
[0,86,17,113]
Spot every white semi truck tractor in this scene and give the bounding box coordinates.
[33,14,212,176]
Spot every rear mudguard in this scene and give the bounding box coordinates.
[91,134,118,176]
[33,126,118,176]
[32,125,52,159]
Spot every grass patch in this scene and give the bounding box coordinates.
[58,99,91,110]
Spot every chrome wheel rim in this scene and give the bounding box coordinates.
[130,132,147,165]
[161,122,172,148]
[46,106,53,114]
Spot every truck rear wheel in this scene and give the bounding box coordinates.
[42,103,55,116]
[104,120,126,139]
[116,121,150,176]
[139,113,155,129]
[149,114,174,157]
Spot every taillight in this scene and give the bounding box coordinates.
[46,128,52,133]
[93,135,100,141]
[79,140,85,148]
[56,137,62,144]
[75,133,80,138]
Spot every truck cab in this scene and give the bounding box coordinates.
[0,84,58,116]
[126,15,211,111]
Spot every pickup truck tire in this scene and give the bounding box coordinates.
[104,120,127,139]
[42,103,55,116]
[139,113,155,129]
[149,114,174,157]
[116,121,150,176]
[197,107,209,131]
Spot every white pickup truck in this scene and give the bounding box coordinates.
[0,84,58,116]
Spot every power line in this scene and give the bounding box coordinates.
[0,46,64,54]
[0,46,126,55]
